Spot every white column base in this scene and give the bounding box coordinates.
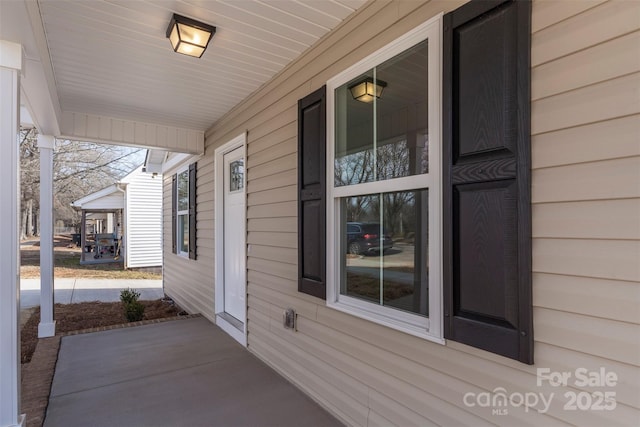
[37,320,56,338]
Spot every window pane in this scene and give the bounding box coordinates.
[335,40,429,187]
[178,214,189,253]
[230,160,244,192]
[177,170,189,211]
[341,189,428,317]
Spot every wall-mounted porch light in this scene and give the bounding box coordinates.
[166,14,216,58]
[348,77,387,103]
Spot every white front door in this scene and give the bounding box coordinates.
[215,134,247,346]
[223,147,246,321]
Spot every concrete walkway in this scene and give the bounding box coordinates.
[20,278,163,309]
[44,317,341,427]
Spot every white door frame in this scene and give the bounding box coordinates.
[214,132,247,346]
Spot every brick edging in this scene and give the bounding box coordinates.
[21,336,61,427]
[60,313,203,336]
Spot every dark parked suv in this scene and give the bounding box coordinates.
[346,222,393,255]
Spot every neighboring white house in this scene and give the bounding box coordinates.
[71,165,163,269]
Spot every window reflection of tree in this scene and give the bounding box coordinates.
[177,171,189,210]
[336,136,429,237]
[230,160,244,191]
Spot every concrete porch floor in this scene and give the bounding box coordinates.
[44,317,342,427]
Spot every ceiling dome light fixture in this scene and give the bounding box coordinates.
[348,77,388,103]
[166,13,216,58]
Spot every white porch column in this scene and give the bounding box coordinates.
[38,134,56,338]
[0,40,26,427]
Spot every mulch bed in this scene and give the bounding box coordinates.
[21,300,183,364]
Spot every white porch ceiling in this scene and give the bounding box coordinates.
[1,0,367,150]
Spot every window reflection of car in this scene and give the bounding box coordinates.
[346,222,393,255]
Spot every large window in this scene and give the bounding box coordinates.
[300,0,531,363]
[327,15,442,341]
[172,162,197,260]
[176,166,190,256]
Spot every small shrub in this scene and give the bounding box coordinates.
[120,288,144,322]
[124,301,145,322]
[120,288,141,305]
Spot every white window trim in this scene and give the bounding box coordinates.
[326,14,444,344]
[176,163,189,258]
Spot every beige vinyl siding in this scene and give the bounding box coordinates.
[528,0,640,421]
[162,156,216,322]
[531,0,608,33]
[533,199,640,240]
[160,0,640,425]
[531,0,640,67]
[532,115,640,169]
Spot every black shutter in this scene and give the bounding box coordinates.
[443,0,532,364]
[172,174,177,254]
[188,162,197,260]
[298,86,326,299]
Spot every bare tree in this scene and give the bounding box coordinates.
[19,127,144,238]
[20,128,40,239]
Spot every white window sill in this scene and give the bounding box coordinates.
[327,298,445,345]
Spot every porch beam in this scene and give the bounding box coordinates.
[37,134,55,338]
[0,40,26,427]
[60,112,204,155]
